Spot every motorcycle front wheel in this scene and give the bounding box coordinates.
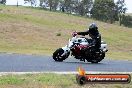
[53,48,68,62]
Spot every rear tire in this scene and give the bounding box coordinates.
[90,59,100,63]
[53,48,66,62]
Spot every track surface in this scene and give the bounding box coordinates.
[0,54,132,72]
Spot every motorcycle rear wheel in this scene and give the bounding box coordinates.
[53,48,67,62]
[90,59,102,63]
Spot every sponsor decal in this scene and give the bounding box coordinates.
[76,66,131,85]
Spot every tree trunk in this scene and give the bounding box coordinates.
[119,15,122,26]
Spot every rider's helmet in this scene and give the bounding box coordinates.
[88,23,99,36]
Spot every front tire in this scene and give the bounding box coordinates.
[53,48,67,62]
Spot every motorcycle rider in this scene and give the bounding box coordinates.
[73,23,101,61]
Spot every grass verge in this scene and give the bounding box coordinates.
[0,73,131,88]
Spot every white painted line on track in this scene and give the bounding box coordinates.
[0,71,132,76]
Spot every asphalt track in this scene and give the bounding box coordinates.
[0,53,132,72]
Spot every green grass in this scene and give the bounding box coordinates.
[0,75,25,85]
[0,5,132,60]
[36,74,75,86]
[0,73,131,88]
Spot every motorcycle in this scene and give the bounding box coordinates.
[52,33,108,63]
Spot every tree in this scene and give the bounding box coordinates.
[82,0,93,16]
[48,0,53,11]
[24,0,37,7]
[63,0,72,13]
[40,0,60,11]
[39,0,45,6]
[52,0,60,11]
[39,0,93,16]
[116,0,127,25]
[0,0,6,4]
[121,15,132,28]
[72,1,87,16]
[91,0,117,23]
[62,0,93,16]
[77,2,85,16]
[31,0,37,6]
[71,0,80,15]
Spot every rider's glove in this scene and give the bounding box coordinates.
[72,32,78,37]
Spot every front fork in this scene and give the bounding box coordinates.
[61,45,86,62]
[61,46,70,57]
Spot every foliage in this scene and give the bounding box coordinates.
[38,0,130,28]
[39,0,93,16]
[121,15,132,27]
[0,0,6,4]
[40,0,60,11]
[24,0,38,7]
[91,0,117,23]
[115,0,127,25]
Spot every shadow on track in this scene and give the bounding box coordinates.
[54,60,106,66]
